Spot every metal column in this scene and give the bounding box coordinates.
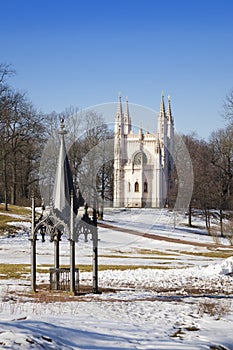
[92,207,99,294]
[54,235,60,290]
[92,229,98,293]
[70,192,76,294]
[30,195,36,292]
[70,240,75,294]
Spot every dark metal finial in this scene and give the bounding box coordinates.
[59,117,68,136]
[60,117,65,129]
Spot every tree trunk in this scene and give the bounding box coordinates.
[205,209,211,235]
[11,162,17,205]
[99,163,105,220]
[3,156,8,211]
[220,209,224,237]
[188,204,192,227]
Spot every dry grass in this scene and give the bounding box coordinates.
[170,249,233,259]
[58,264,173,272]
[0,263,174,281]
[98,248,178,261]
[0,204,31,236]
[136,248,178,256]
[197,299,232,320]
[0,204,31,216]
[98,254,177,261]
[222,222,233,245]
[0,264,30,279]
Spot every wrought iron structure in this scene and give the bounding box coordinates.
[30,119,99,295]
[50,267,80,291]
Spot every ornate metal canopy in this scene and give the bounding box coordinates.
[30,118,99,295]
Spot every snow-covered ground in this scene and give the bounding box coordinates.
[1,208,233,349]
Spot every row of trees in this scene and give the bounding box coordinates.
[0,64,113,212]
[0,64,46,209]
[179,117,233,236]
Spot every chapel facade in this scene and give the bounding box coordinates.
[113,93,174,208]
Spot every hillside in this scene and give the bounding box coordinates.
[0,208,233,349]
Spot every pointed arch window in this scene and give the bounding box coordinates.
[134,181,139,192]
[133,152,147,166]
[144,182,148,193]
[128,182,131,192]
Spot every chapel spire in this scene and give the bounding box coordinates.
[124,96,131,134]
[155,132,161,154]
[115,92,124,135]
[125,96,129,118]
[117,92,123,119]
[166,95,173,124]
[159,91,166,117]
[157,91,167,147]
[166,95,174,163]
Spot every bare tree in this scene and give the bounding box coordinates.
[0,63,15,96]
[71,111,114,218]
[210,128,233,236]
[223,89,233,124]
[0,68,46,208]
[182,133,217,232]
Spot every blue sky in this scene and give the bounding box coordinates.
[1,0,233,139]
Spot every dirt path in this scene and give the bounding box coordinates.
[98,222,225,249]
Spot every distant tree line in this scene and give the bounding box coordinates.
[0,64,47,209]
[170,95,233,238]
[0,63,113,213]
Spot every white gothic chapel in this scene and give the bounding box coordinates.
[113,93,174,208]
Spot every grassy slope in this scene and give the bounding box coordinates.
[0,204,31,235]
